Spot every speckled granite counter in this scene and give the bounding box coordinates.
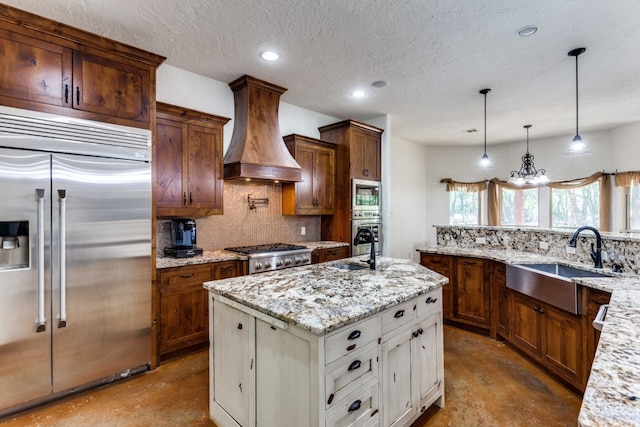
[156,241,348,269]
[156,250,247,269]
[418,246,640,426]
[203,256,447,335]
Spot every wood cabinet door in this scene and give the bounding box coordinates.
[72,51,150,122]
[350,129,381,181]
[419,254,453,319]
[313,144,335,213]
[155,117,187,210]
[213,260,241,279]
[511,292,542,358]
[293,143,316,212]
[382,327,415,427]
[186,124,223,213]
[454,258,489,326]
[0,29,72,108]
[158,266,210,357]
[542,305,583,387]
[491,262,509,339]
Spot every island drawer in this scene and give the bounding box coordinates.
[325,342,378,409]
[325,382,379,427]
[416,287,442,319]
[381,300,415,335]
[325,316,378,365]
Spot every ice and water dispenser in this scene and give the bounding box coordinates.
[0,221,28,270]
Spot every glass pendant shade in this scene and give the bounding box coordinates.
[478,88,492,169]
[565,47,591,156]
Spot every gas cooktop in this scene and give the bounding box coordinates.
[224,243,308,255]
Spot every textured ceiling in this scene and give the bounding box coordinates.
[5,0,640,147]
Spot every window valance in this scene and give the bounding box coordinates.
[614,171,640,187]
[440,178,487,192]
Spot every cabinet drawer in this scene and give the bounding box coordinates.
[416,288,442,319]
[325,343,378,409]
[326,317,378,365]
[326,383,379,427]
[381,300,415,336]
[158,266,213,287]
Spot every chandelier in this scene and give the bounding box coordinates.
[508,125,549,185]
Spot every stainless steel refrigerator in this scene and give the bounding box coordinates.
[0,106,152,415]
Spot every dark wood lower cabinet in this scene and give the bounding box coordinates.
[155,260,246,363]
[311,246,349,264]
[511,291,584,390]
[419,251,599,393]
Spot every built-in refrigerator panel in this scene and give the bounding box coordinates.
[0,148,53,409]
[51,153,151,392]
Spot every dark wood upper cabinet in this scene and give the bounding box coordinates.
[282,134,336,215]
[0,4,164,129]
[155,103,230,216]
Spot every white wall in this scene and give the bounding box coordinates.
[156,64,340,152]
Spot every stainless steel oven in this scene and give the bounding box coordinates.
[351,219,382,256]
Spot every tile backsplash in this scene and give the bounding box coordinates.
[435,225,640,275]
[157,182,320,252]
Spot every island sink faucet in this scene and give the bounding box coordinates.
[353,227,376,270]
[568,226,603,268]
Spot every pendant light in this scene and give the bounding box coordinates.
[565,47,591,156]
[478,88,492,168]
[508,125,548,185]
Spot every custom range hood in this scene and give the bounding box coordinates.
[223,75,302,183]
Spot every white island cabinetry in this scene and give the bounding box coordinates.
[205,257,446,427]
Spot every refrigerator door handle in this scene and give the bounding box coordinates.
[36,188,46,332]
[58,189,68,328]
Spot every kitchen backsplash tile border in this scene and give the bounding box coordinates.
[435,225,640,275]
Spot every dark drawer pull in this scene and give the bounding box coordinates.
[394,310,404,318]
[348,360,362,371]
[425,296,438,304]
[348,330,361,340]
[179,273,195,278]
[463,261,476,265]
[346,344,356,352]
[348,400,362,412]
[430,259,441,263]
[327,393,335,405]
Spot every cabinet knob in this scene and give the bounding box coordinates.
[363,169,369,177]
[348,400,362,412]
[348,330,361,340]
[534,306,539,312]
[347,360,362,371]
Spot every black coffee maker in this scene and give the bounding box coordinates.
[164,218,203,258]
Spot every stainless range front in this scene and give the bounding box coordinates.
[225,243,312,274]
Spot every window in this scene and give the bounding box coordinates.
[501,188,538,226]
[627,183,640,231]
[551,181,600,228]
[449,191,480,225]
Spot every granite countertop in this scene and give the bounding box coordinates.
[203,256,447,335]
[156,241,348,269]
[417,246,640,426]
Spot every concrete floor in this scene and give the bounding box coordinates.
[0,325,581,426]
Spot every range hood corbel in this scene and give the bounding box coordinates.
[223,75,302,183]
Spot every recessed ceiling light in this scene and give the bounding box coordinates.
[351,90,366,99]
[261,51,280,61]
[371,80,388,88]
[517,25,538,37]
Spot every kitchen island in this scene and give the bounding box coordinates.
[203,256,447,427]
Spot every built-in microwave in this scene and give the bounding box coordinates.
[352,179,381,219]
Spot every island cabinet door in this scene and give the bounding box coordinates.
[454,257,490,326]
[255,320,317,427]
[211,301,255,427]
[413,313,444,411]
[381,327,415,427]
